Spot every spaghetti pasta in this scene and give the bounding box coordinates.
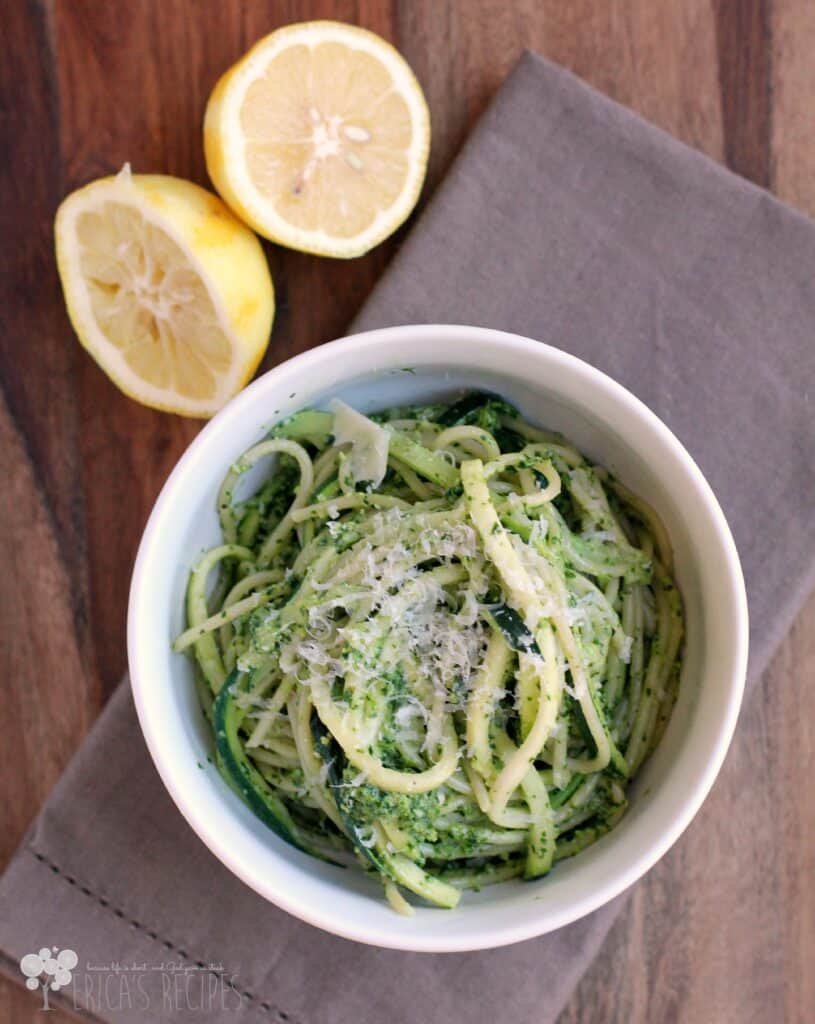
[174,393,684,910]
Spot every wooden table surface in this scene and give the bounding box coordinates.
[2,2,813,1022]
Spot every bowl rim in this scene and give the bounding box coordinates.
[128,323,749,951]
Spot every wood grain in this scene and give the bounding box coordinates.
[1,2,812,1022]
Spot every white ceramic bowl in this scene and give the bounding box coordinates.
[128,324,748,952]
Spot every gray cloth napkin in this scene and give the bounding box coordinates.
[2,50,814,1024]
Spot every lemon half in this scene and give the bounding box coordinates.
[55,167,274,417]
[204,21,431,258]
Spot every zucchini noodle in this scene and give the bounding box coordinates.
[175,392,684,910]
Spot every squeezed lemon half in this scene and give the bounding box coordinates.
[54,167,274,417]
[204,21,431,258]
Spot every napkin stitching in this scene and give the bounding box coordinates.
[28,846,303,1024]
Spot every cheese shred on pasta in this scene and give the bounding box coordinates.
[174,393,684,911]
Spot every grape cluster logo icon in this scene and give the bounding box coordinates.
[19,947,78,1010]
